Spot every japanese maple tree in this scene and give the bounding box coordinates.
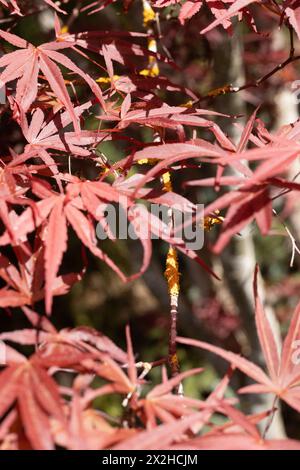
[0,0,300,451]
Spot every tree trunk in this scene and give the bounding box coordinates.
[211,25,286,438]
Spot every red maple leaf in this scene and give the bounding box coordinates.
[178,266,300,413]
[0,29,105,133]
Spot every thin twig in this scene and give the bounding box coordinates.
[197,20,298,103]
[272,208,300,267]
[263,396,279,439]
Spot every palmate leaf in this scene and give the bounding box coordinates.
[0,30,105,133]
[51,371,136,450]
[20,101,104,157]
[201,0,257,34]
[99,104,233,148]
[54,19,173,79]
[114,382,247,450]
[58,386,134,450]
[18,102,104,188]
[0,178,128,313]
[0,169,218,312]
[198,0,300,40]
[178,0,244,30]
[206,186,273,254]
[178,266,300,413]
[154,0,246,31]
[126,115,292,198]
[114,366,234,448]
[0,325,134,449]
[1,0,300,451]
[0,308,128,365]
[120,141,227,198]
[0,150,40,244]
[183,135,300,252]
[0,354,66,450]
[136,367,206,428]
[0,238,80,310]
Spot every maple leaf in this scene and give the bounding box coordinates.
[0,167,219,312]
[123,141,227,197]
[198,0,300,39]
[183,127,300,252]
[0,306,128,365]
[99,103,234,148]
[0,151,39,244]
[134,366,236,430]
[178,266,300,413]
[112,365,236,449]
[19,102,107,190]
[195,183,273,254]
[0,351,66,450]
[0,30,105,133]
[0,179,126,313]
[20,101,101,157]
[0,240,80,309]
[200,0,257,34]
[53,376,135,450]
